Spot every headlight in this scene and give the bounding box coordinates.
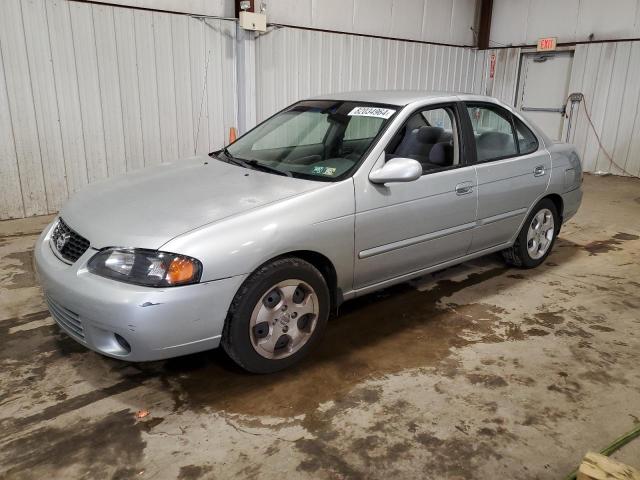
[87,248,202,287]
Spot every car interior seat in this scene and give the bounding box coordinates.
[392,125,443,164]
[476,131,515,161]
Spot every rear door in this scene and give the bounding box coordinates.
[464,103,550,252]
[353,103,478,289]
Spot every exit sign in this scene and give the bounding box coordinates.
[537,37,557,51]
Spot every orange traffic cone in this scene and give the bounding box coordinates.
[229,127,237,144]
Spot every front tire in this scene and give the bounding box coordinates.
[222,257,330,373]
[502,198,559,268]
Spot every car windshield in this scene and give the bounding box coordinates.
[223,100,397,181]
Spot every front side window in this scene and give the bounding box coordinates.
[224,101,396,181]
[386,106,460,174]
[467,104,517,162]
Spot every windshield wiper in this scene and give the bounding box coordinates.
[214,147,248,168]
[245,159,292,177]
[214,148,292,177]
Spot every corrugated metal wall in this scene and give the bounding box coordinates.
[491,0,640,46]
[566,42,640,176]
[267,0,478,47]
[484,44,640,176]
[255,26,487,122]
[0,0,237,220]
[479,48,521,103]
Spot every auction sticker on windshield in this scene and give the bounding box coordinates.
[348,106,396,119]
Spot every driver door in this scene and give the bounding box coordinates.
[353,103,478,289]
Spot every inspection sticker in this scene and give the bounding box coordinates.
[348,106,396,119]
[312,166,338,176]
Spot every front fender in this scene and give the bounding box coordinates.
[161,180,356,295]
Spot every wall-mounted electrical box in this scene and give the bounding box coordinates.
[239,11,266,32]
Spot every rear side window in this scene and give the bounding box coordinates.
[467,105,517,162]
[514,116,538,155]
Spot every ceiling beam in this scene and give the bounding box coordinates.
[477,0,493,49]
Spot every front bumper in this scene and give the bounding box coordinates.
[35,220,246,361]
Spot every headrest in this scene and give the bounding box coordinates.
[477,131,512,149]
[417,126,444,144]
[429,143,447,165]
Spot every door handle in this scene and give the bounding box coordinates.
[533,165,546,177]
[455,182,473,195]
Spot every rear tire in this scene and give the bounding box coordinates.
[222,257,330,374]
[502,198,559,269]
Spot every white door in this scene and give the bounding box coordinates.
[516,51,573,141]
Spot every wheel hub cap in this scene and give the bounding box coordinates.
[249,279,319,359]
[526,208,555,260]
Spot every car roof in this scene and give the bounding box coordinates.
[309,90,498,106]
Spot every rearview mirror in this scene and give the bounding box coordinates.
[369,157,422,185]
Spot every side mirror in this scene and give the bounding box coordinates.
[369,157,422,185]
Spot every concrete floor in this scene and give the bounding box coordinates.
[1,174,639,479]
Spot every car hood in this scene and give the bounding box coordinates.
[60,156,322,250]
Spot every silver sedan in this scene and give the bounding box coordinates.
[35,91,583,373]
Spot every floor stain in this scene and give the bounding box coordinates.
[547,379,582,402]
[294,390,510,479]
[504,322,526,340]
[0,409,145,478]
[1,370,153,437]
[0,250,35,289]
[583,232,638,256]
[531,311,565,329]
[466,373,508,388]
[412,431,504,478]
[525,327,551,337]
[1,310,51,331]
[178,464,214,480]
[584,238,621,255]
[613,232,639,241]
[589,324,615,332]
[578,369,625,386]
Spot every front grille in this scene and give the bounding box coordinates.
[50,218,90,263]
[46,295,85,340]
